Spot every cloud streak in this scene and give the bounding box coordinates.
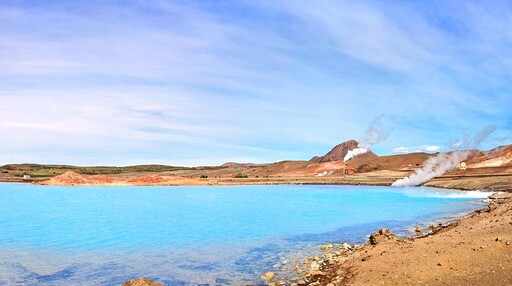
[0,1,511,165]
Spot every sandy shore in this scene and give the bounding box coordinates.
[267,195,512,286]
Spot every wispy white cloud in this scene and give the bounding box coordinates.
[0,1,511,165]
[393,145,441,154]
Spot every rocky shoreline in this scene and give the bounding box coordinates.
[258,193,512,286]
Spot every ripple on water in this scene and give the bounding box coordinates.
[0,184,489,285]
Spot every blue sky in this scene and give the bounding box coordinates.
[1,0,511,166]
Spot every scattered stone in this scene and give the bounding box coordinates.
[304,270,326,283]
[340,242,352,250]
[122,277,164,286]
[496,237,502,242]
[415,226,421,233]
[429,224,444,234]
[369,228,397,245]
[506,242,510,246]
[488,203,498,211]
[380,228,392,235]
[310,261,321,271]
[261,271,276,282]
[437,263,442,266]
[320,243,334,250]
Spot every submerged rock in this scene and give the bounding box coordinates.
[122,277,164,286]
[261,271,276,282]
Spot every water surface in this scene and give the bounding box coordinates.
[0,183,489,285]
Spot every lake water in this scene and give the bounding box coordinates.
[0,183,491,285]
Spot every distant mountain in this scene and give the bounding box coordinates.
[467,144,512,168]
[221,162,268,168]
[310,139,378,163]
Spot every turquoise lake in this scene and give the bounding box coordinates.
[0,183,491,285]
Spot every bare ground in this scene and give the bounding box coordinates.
[280,197,512,286]
[425,174,512,192]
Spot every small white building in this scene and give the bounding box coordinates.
[459,162,467,170]
[23,174,31,180]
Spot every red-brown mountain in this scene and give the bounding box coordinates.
[310,139,378,163]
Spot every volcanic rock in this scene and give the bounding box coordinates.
[304,270,327,283]
[369,228,397,245]
[429,224,444,234]
[340,242,352,250]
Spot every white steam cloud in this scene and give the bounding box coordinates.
[344,115,390,162]
[392,125,496,187]
[392,151,471,187]
[473,125,496,147]
[344,147,369,161]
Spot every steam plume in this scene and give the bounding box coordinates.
[392,151,471,187]
[344,115,390,162]
[473,125,496,147]
[392,125,496,187]
[343,147,369,161]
